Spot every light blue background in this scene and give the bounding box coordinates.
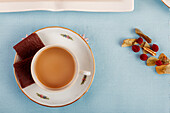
[0,0,170,113]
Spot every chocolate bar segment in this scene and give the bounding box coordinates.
[13,33,45,60]
[14,57,34,88]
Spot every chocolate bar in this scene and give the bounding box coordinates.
[13,33,45,60]
[14,57,34,88]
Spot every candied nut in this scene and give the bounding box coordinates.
[140,42,151,54]
[143,47,156,56]
[135,28,152,43]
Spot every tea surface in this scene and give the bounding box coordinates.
[35,47,75,88]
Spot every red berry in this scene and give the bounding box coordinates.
[152,44,159,52]
[136,37,143,44]
[140,54,148,61]
[155,60,162,66]
[132,45,140,52]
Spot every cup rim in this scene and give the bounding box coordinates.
[31,45,79,92]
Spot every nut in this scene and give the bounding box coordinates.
[143,47,156,56]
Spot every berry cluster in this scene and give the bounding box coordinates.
[132,37,160,65]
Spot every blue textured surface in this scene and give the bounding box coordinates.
[0,0,170,113]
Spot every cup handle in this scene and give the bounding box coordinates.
[80,71,91,76]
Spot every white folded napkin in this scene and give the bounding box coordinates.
[0,0,134,12]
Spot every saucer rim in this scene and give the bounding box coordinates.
[161,0,170,8]
[13,26,95,107]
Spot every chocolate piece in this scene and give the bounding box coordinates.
[14,57,34,88]
[13,33,45,60]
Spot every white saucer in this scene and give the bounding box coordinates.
[14,26,95,107]
[162,0,170,8]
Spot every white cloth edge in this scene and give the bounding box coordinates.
[0,0,134,12]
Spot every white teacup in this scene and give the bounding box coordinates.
[31,45,91,91]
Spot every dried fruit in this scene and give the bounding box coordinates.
[135,28,152,43]
[158,53,170,65]
[136,37,143,44]
[122,39,138,47]
[147,57,158,66]
[140,42,149,48]
[156,64,170,74]
[152,44,159,52]
[132,45,140,52]
[140,42,145,48]
[140,54,148,61]
[143,47,156,56]
[155,60,162,66]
